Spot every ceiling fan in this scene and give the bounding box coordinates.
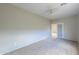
[60,3,67,6]
[44,3,67,15]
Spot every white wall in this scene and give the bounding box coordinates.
[77,15,79,42]
[0,4,50,54]
[52,16,77,41]
[77,15,79,52]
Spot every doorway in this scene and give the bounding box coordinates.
[51,23,64,39]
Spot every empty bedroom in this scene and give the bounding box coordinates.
[0,3,79,55]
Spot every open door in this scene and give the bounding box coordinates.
[51,24,57,39]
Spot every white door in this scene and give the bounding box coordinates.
[57,23,64,39]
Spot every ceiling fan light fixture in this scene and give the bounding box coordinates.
[60,3,67,6]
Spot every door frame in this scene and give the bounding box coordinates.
[51,23,64,39]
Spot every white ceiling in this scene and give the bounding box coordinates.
[11,3,79,20]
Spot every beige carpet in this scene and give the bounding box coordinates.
[5,39,78,55]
